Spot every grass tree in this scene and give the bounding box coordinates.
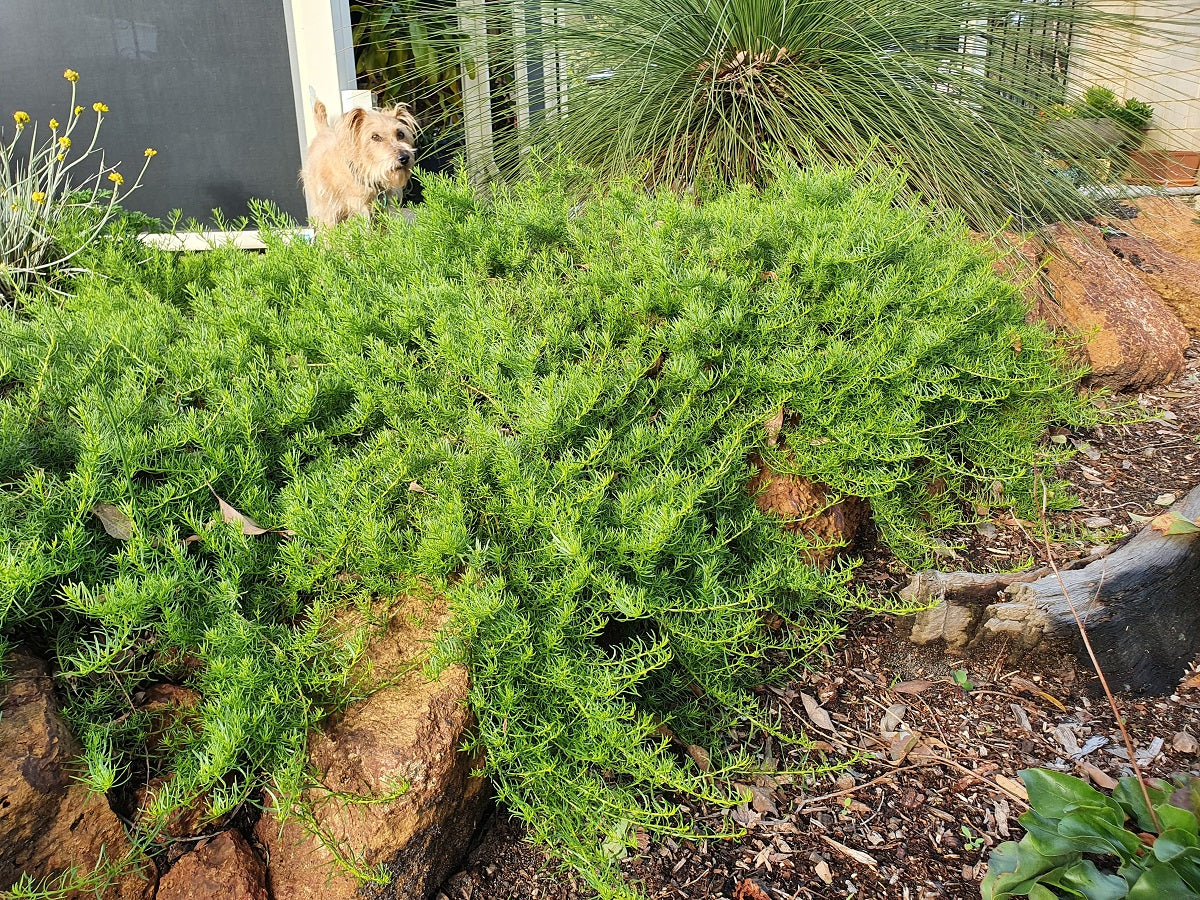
[435,0,1146,228]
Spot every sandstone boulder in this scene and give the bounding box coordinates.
[0,654,157,899]
[1120,196,1200,264]
[1105,232,1200,335]
[1043,223,1188,391]
[157,830,267,900]
[747,460,871,566]
[256,596,489,900]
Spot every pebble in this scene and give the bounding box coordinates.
[1155,492,1178,507]
[1082,516,1112,529]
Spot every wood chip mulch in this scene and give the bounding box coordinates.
[436,342,1200,900]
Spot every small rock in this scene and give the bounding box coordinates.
[976,522,998,539]
[1172,732,1199,754]
[1082,516,1113,529]
[0,654,157,898]
[157,831,266,900]
[1156,493,1178,507]
[747,462,871,566]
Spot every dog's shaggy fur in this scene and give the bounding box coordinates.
[300,100,418,228]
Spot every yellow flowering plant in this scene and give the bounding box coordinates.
[1,69,154,304]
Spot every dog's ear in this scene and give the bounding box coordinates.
[345,107,367,134]
[389,104,418,133]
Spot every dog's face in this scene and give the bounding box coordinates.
[342,105,418,191]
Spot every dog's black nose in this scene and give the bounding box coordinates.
[398,151,412,166]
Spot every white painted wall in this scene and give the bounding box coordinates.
[282,0,365,161]
[1069,2,1200,151]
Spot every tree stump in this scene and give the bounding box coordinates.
[906,485,1200,695]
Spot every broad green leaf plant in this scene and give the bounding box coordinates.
[983,768,1200,899]
[1,69,153,305]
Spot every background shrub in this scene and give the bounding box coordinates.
[0,162,1087,894]
[434,0,1144,229]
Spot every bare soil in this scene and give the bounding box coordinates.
[436,344,1200,900]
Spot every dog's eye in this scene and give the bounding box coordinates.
[396,129,406,141]
[371,133,382,142]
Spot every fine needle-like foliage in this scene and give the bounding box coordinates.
[1,161,1088,896]
[439,0,1148,229]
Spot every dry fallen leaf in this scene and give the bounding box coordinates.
[891,679,935,695]
[209,486,270,536]
[408,480,433,496]
[1172,732,1199,755]
[764,407,785,448]
[1078,761,1118,790]
[821,835,878,868]
[800,692,835,733]
[733,879,771,900]
[994,774,1029,802]
[880,703,907,734]
[1008,676,1067,711]
[686,744,712,773]
[814,859,834,885]
[91,503,133,540]
[889,731,921,763]
[749,785,778,816]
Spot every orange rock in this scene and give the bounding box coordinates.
[256,596,489,900]
[1119,196,1200,264]
[1106,232,1200,336]
[0,654,157,899]
[747,459,871,566]
[157,831,267,900]
[1043,223,1188,391]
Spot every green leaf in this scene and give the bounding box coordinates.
[1157,800,1200,837]
[1022,769,1125,825]
[1029,884,1062,900]
[983,838,1080,899]
[1114,778,1171,833]
[1127,863,1200,899]
[1041,859,1130,900]
[1154,830,1199,863]
[1057,811,1145,858]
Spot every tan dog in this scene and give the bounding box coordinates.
[300,99,418,227]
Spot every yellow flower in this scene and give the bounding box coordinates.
[108,172,124,186]
[32,192,46,204]
[144,148,157,158]
[92,102,109,114]
[56,154,64,162]
[13,111,30,126]
[73,105,83,116]
[49,118,59,130]
[64,69,79,83]
[58,136,71,149]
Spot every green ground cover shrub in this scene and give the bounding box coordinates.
[0,162,1087,896]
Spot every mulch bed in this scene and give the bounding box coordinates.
[436,342,1200,900]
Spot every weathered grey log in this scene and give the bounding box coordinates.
[906,487,1200,696]
[1006,486,1200,696]
[904,546,1113,648]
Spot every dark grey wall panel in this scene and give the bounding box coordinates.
[0,0,306,224]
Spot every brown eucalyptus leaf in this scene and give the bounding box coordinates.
[764,407,785,448]
[209,485,270,536]
[891,679,935,695]
[749,785,778,816]
[91,503,133,540]
[686,744,711,773]
[799,692,835,733]
[820,835,877,868]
